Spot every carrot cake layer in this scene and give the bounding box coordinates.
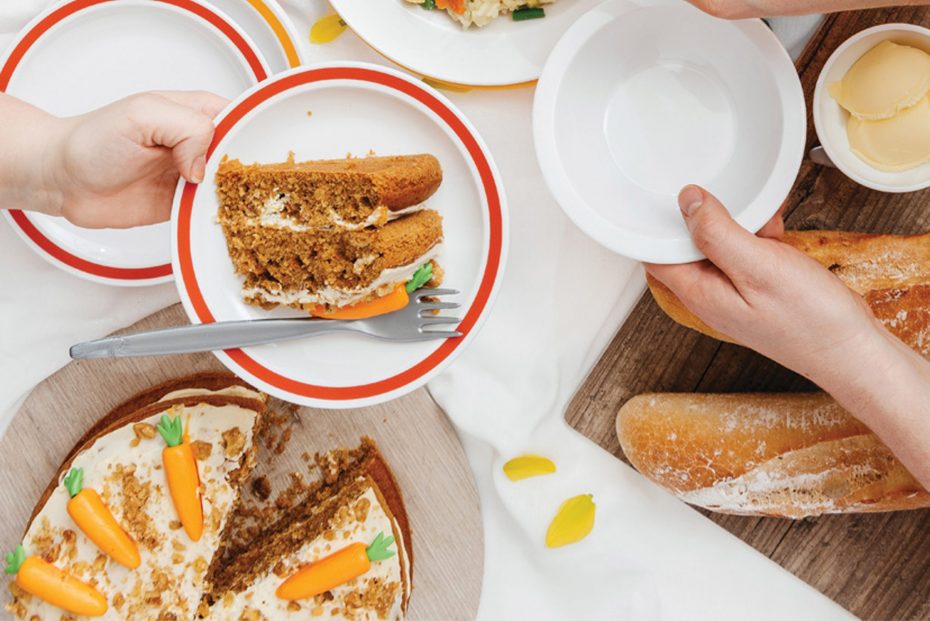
[216,154,442,230]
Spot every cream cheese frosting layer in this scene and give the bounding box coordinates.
[7,399,260,621]
[213,484,408,621]
[243,243,442,309]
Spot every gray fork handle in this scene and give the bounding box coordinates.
[70,318,353,358]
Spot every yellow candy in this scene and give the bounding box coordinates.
[502,455,557,481]
[545,494,595,548]
[310,14,347,44]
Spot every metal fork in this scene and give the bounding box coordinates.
[70,289,462,359]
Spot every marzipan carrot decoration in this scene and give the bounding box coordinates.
[156,414,203,541]
[63,467,140,569]
[276,531,396,600]
[4,545,107,616]
[311,285,409,320]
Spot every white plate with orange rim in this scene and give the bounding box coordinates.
[329,0,604,88]
[171,62,508,408]
[0,0,277,287]
[208,0,305,73]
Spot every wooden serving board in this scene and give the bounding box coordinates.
[0,305,482,620]
[568,9,930,621]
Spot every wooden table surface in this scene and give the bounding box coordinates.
[567,9,930,621]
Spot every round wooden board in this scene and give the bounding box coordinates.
[0,304,482,620]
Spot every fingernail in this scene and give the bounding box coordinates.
[678,186,703,217]
[191,156,206,183]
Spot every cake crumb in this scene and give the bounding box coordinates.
[251,476,272,501]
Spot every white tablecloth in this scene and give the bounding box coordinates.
[0,2,851,619]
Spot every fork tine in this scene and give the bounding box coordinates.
[419,301,460,311]
[418,330,463,339]
[416,288,459,299]
[420,316,461,326]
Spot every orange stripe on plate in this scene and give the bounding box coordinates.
[245,0,302,68]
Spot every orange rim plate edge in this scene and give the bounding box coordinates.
[174,64,507,404]
[0,0,269,284]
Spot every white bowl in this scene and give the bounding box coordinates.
[533,0,806,263]
[813,24,930,193]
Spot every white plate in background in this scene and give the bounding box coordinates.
[330,0,603,87]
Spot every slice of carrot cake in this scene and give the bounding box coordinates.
[216,154,445,317]
[5,374,266,620]
[205,439,412,620]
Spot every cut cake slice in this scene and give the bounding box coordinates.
[216,154,444,314]
[205,438,412,620]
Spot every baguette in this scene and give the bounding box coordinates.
[616,393,930,518]
[647,231,930,355]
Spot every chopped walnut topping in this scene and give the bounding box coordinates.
[133,422,157,440]
[197,601,211,617]
[157,612,177,621]
[287,601,301,612]
[171,553,184,564]
[172,539,187,552]
[129,437,141,448]
[113,593,125,610]
[311,606,324,617]
[7,599,26,619]
[221,427,245,457]
[153,571,170,590]
[111,464,159,549]
[169,520,183,530]
[330,608,341,616]
[323,530,336,541]
[272,561,288,578]
[194,556,208,574]
[238,607,263,621]
[92,554,107,572]
[192,440,213,460]
[42,543,61,564]
[353,497,371,522]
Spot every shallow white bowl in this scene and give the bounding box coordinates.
[813,24,930,193]
[533,0,806,263]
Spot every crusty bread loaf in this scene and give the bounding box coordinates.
[616,393,929,518]
[647,231,930,355]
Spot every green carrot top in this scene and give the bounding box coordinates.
[365,531,396,562]
[156,414,184,448]
[63,467,84,499]
[4,545,25,575]
[405,263,433,294]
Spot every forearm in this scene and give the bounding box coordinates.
[0,94,64,216]
[815,324,930,488]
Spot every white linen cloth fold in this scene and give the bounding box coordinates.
[0,2,850,618]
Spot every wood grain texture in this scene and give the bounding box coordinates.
[567,10,930,621]
[0,305,482,621]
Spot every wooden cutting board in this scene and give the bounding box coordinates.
[0,304,482,620]
[568,9,930,621]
